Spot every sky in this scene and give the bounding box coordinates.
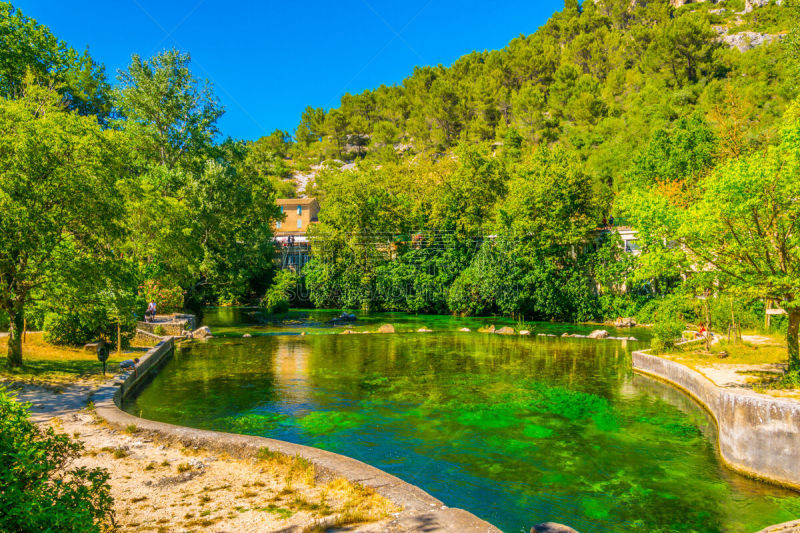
[13,1,563,141]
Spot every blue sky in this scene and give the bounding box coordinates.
[13,1,562,141]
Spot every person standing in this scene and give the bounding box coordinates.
[146,301,156,322]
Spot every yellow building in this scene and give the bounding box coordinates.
[274,198,320,237]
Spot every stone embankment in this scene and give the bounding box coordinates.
[633,350,800,490]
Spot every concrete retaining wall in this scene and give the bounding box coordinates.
[114,337,175,404]
[633,350,800,490]
[94,337,501,532]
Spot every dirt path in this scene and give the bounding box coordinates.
[6,381,396,532]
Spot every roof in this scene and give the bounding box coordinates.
[276,197,318,206]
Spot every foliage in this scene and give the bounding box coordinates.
[0,83,125,366]
[0,2,111,117]
[263,271,298,314]
[140,279,184,312]
[0,388,114,531]
[651,319,686,352]
[624,100,800,369]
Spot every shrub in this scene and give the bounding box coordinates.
[42,309,135,347]
[153,325,166,336]
[651,319,686,352]
[262,271,298,314]
[0,389,114,532]
[140,279,184,312]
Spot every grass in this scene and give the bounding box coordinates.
[0,332,142,385]
[655,333,800,397]
[662,334,788,368]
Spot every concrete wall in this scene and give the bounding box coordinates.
[114,337,174,404]
[633,350,800,489]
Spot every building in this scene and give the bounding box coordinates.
[274,198,320,237]
[273,198,320,272]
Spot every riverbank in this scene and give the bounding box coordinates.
[0,332,144,387]
[4,380,398,532]
[633,348,800,491]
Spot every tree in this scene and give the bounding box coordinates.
[115,49,223,173]
[624,102,800,371]
[0,83,124,366]
[0,2,111,118]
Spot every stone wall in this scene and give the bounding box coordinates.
[114,337,174,404]
[137,314,195,336]
[633,350,800,489]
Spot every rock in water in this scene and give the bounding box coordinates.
[614,317,636,328]
[376,324,395,334]
[459,327,471,332]
[519,330,531,336]
[242,333,252,338]
[587,329,610,339]
[478,325,496,333]
[531,523,580,533]
[417,328,432,333]
[496,326,515,335]
[192,326,212,339]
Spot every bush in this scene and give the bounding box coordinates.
[651,319,686,352]
[262,271,298,314]
[43,309,135,347]
[0,389,114,532]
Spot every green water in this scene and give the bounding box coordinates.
[125,309,800,532]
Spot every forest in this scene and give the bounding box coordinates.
[253,1,798,336]
[3,0,800,366]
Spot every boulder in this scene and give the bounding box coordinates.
[614,317,636,328]
[478,325,496,333]
[519,330,531,336]
[417,328,432,333]
[561,333,570,337]
[496,326,515,335]
[588,329,610,339]
[192,326,212,339]
[531,523,580,533]
[377,324,395,334]
[459,327,471,332]
[242,333,252,338]
[722,31,783,52]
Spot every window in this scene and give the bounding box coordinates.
[624,240,640,253]
[297,219,302,229]
[276,221,281,229]
[297,205,302,215]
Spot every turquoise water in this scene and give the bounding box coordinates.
[124,309,800,532]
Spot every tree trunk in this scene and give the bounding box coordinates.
[788,308,800,374]
[7,309,24,367]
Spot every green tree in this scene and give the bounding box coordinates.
[624,102,800,370]
[0,2,111,118]
[0,84,124,366]
[115,49,222,173]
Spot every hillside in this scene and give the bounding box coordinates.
[254,0,797,196]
